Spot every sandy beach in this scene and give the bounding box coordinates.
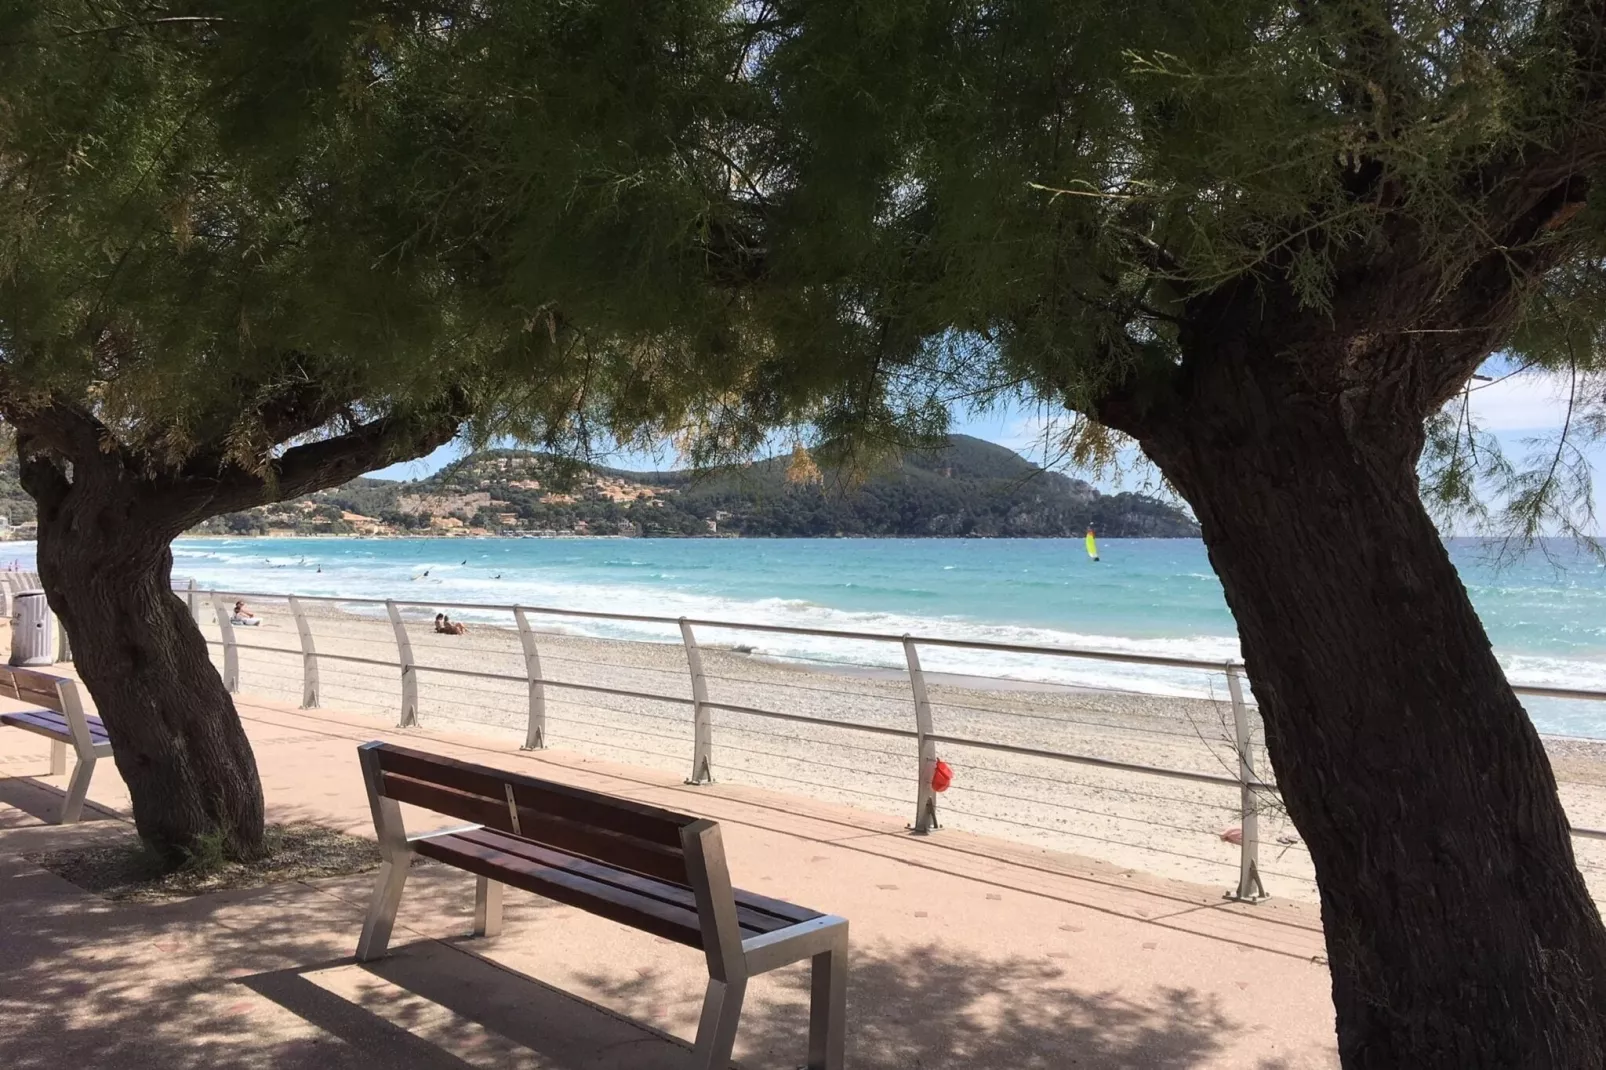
[195,594,1606,906]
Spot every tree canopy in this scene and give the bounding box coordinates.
[0,1,788,501]
[6,2,1603,502]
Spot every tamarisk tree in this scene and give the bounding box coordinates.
[698,2,1606,1064]
[0,2,763,864]
[12,2,1606,1062]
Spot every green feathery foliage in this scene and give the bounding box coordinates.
[0,1,793,485]
[11,3,1600,528]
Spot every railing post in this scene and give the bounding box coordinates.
[1226,664,1267,902]
[211,593,239,693]
[514,607,547,749]
[903,636,940,833]
[386,600,419,727]
[186,578,198,621]
[681,617,712,784]
[289,595,319,709]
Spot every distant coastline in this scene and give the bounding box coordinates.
[180,530,1191,540]
[182,436,1201,541]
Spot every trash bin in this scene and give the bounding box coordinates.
[12,590,55,666]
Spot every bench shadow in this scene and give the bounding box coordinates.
[0,852,1311,1070]
[0,772,117,826]
[576,942,1299,1070]
[241,940,695,1069]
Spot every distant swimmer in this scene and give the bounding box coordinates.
[461,559,467,565]
[493,573,501,579]
[1085,526,1100,562]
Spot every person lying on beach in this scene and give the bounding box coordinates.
[231,600,262,626]
[434,614,467,635]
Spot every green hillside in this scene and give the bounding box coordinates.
[202,435,1197,538]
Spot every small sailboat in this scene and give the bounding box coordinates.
[1085,527,1100,562]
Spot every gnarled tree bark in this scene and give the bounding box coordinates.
[10,395,463,865]
[1105,296,1606,1065]
[26,449,267,862]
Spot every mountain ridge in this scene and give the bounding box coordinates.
[191,435,1200,538]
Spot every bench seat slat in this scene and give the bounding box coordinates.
[455,827,817,935]
[0,708,109,744]
[413,831,707,949]
[377,743,690,847]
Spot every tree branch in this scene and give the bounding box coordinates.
[15,438,71,522]
[185,393,467,520]
[1,391,113,460]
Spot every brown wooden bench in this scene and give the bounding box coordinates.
[0,666,110,823]
[355,741,848,1069]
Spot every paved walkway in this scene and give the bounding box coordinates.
[0,691,1339,1069]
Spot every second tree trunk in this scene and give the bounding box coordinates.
[1146,388,1606,1067]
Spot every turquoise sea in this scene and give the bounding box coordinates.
[11,536,1605,735]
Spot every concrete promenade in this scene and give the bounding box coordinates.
[0,690,1339,1068]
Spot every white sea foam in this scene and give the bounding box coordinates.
[170,547,1245,697]
[70,537,1606,732]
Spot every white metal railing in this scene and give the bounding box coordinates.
[176,579,1606,900]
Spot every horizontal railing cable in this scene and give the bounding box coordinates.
[174,580,1606,903]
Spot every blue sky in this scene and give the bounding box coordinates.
[365,403,1112,482]
[366,370,1606,526]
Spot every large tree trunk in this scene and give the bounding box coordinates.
[1140,352,1606,1066]
[29,458,265,865]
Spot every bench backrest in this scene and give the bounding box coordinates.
[0,666,101,754]
[0,665,69,713]
[361,742,701,886]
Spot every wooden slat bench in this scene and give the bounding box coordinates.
[355,741,849,1069]
[0,666,110,823]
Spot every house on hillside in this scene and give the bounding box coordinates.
[341,511,385,535]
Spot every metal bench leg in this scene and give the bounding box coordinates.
[356,858,409,962]
[807,942,848,1070]
[473,876,503,938]
[48,739,66,777]
[691,977,746,1070]
[59,756,95,825]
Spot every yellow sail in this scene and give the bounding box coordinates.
[1085,529,1099,561]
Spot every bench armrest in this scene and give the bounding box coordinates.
[407,823,484,843]
[741,914,849,975]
